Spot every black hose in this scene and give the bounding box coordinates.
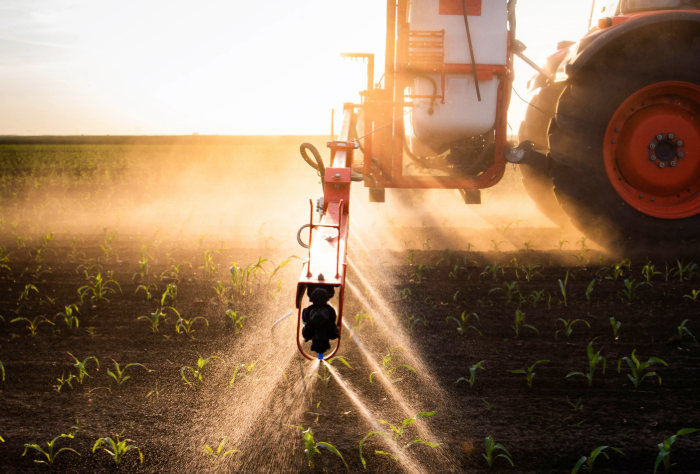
[461,0,481,102]
[299,143,325,188]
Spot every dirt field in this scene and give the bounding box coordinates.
[0,137,699,473]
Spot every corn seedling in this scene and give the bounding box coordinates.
[213,281,231,302]
[100,233,117,262]
[683,289,700,302]
[585,279,595,304]
[30,246,56,263]
[456,361,485,388]
[480,264,503,283]
[371,347,417,384]
[510,360,548,388]
[56,304,80,329]
[135,284,158,301]
[359,412,439,468]
[448,265,466,280]
[619,279,649,302]
[512,309,538,337]
[200,250,220,278]
[610,317,622,339]
[567,339,607,386]
[556,318,590,339]
[22,433,80,465]
[76,263,103,280]
[19,284,39,301]
[412,265,434,283]
[181,356,220,386]
[567,397,584,411]
[572,250,590,267]
[446,311,481,336]
[146,382,163,397]
[407,249,414,264]
[203,437,239,461]
[175,315,208,336]
[529,290,547,308]
[54,372,77,392]
[78,273,121,303]
[139,306,179,333]
[132,259,149,282]
[643,260,661,282]
[423,237,431,250]
[286,425,347,469]
[557,238,569,250]
[93,434,143,464]
[675,259,697,282]
[399,288,412,300]
[482,398,495,410]
[559,270,570,306]
[606,259,631,281]
[315,357,352,387]
[353,309,373,331]
[225,310,251,334]
[617,349,667,388]
[67,352,99,383]
[520,264,543,282]
[161,284,177,305]
[406,313,426,332]
[490,281,520,305]
[572,446,624,473]
[491,240,506,252]
[0,360,4,381]
[266,257,297,285]
[22,265,51,279]
[229,261,256,296]
[161,260,191,280]
[677,319,697,342]
[107,360,149,385]
[483,435,514,468]
[654,428,698,473]
[11,316,54,336]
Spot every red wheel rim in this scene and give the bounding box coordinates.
[604,81,700,219]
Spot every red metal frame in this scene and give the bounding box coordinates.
[358,0,510,191]
[295,110,355,361]
[295,0,512,360]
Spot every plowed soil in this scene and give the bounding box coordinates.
[1,238,699,473]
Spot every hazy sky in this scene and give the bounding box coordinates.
[0,0,593,135]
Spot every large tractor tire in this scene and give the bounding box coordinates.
[549,29,700,248]
[517,83,571,227]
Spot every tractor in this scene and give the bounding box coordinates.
[519,0,700,248]
[293,0,700,359]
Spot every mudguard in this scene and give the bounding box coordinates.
[559,11,700,81]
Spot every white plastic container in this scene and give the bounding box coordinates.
[407,0,508,156]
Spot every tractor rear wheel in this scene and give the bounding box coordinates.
[548,30,700,248]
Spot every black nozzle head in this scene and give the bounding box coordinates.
[308,285,335,304]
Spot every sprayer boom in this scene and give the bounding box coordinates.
[295,107,357,361]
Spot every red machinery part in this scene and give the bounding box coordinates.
[295,112,355,361]
[604,81,700,219]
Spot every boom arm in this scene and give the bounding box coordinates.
[294,107,356,360]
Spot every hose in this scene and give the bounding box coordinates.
[296,224,311,249]
[461,0,481,101]
[299,143,325,188]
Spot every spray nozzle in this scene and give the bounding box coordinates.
[317,353,325,360]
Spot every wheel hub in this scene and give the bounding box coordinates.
[648,133,683,167]
[604,81,700,219]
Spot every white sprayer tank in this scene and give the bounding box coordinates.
[407,0,508,156]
